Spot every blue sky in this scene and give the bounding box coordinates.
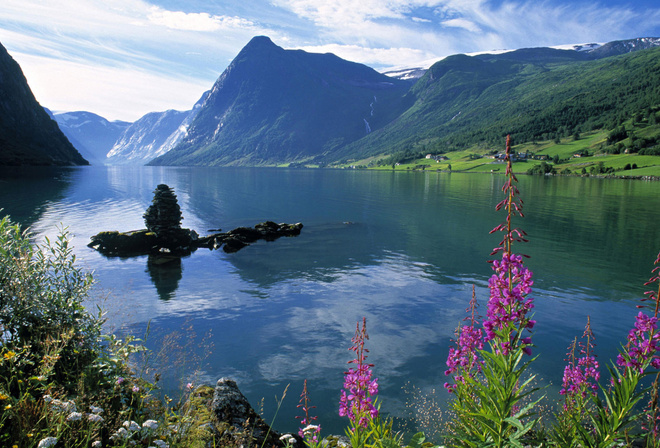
[1,0,659,122]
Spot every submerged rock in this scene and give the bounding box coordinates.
[88,221,303,257]
[88,184,302,257]
[87,227,199,256]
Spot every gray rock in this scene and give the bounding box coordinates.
[212,377,282,448]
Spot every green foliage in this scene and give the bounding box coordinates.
[0,216,99,392]
[344,411,404,448]
[446,349,543,447]
[0,214,205,448]
[526,161,555,175]
[607,126,628,144]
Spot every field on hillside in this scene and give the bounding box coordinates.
[356,116,660,178]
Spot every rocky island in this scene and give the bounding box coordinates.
[88,184,302,256]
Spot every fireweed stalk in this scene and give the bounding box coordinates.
[560,317,600,403]
[557,251,660,447]
[444,135,542,447]
[339,317,379,447]
[444,285,484,393]
[551,317,600,444]
[296,379,321,446]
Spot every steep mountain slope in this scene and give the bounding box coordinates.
[106,91,209,165]
[0,43,87,166]
[150,36,412,166]
[49,111,130,165]
[332,44,660,162]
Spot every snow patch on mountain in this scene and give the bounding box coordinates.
[105,90,210,165]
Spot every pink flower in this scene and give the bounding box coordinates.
[338,318,378,428]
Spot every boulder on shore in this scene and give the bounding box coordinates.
[212,378,283,447]
[183,378,350,448]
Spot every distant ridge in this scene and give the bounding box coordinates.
[383,37,660,81]
[49,111,130,165]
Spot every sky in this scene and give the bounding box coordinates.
[1,0,659,122]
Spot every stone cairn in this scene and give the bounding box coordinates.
[143,184,184,237]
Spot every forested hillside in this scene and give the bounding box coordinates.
[331,46,660,164]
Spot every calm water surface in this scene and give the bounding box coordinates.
[1,166,659,437]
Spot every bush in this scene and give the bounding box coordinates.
[526,161,556,175]
[0,216,100,391]
[0,215,193,448]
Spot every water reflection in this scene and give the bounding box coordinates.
[146,254,184,301]
[0,167,75,227]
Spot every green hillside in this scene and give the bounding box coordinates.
[329,46,660,171]
[356,115,660,177]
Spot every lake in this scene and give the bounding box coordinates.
[1,166,659,438]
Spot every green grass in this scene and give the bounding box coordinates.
[368,124,660,178]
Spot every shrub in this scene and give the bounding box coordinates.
[0,216,100,392]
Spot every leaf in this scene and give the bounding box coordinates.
[404,432,425,448]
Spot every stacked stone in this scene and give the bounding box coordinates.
[143,184,183,237]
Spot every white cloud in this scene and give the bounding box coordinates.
[147,7,256,32]
[0,0,278,120]
[441,17,481,33]
[12,51,209,122]
[276,0,660,66]
[296,43,436,68]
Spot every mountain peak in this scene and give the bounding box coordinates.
[244,35,277,51]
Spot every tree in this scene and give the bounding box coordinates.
[527,161,555,175]
[143,184,183,235]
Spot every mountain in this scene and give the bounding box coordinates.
[48,111,130,165]
[0,42,88,166]
[149,36,412,166]
[381,37,660,82]
[331,40,660,163]
[106,91,209,165]
[585,37,660,58]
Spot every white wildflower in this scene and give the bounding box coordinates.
[142,419,159,430]
[92,441,102,448]
[280,434,297,445]
[110,427,129,440]
[50,399,65,412]
[66,412,82,421]
[89,405,103,414]
[302,424,319,433]
[37,437,58,448]
[123,420,140,431]
[88,413,104,423]
[42,395,53,403]
[153,440,169,448]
